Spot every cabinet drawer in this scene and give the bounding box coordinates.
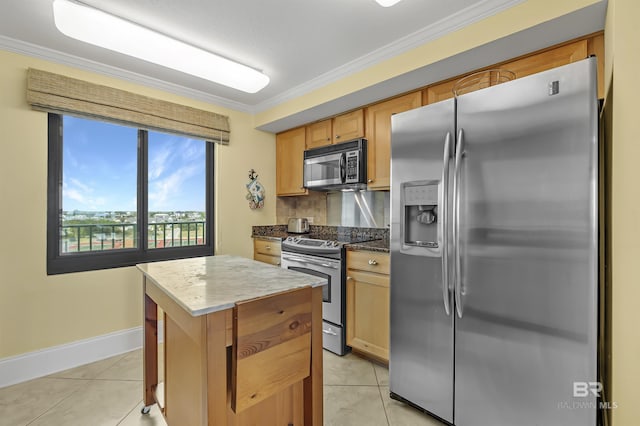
[253,239,282,257]
[254,253,281,266]
[346,250,389,275]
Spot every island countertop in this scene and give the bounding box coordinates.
[136,255,327,317]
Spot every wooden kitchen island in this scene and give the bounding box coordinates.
[137,255,326,426]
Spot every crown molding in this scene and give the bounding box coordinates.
[0,34,253,113]
[252,0,525,113]
[0,0,524,117]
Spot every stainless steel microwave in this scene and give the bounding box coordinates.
[303,138,367,190]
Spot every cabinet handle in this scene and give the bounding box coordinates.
[347,276,353,280]
[265,246,271,250]
[335,135,341,139]
[368,259,378,265]
[326,137,330,141]
[367,179,373,183]
[277,262,281,266]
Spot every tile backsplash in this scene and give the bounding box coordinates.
[277,190,390,229]
[276,191,327,225]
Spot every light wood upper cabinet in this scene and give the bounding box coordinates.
[424,71,495,105]
[276,127,308,196]
[424,37,599,105]
[501,39,588,81]
[346,250,390,364]
[365,92,422,190]
[332,109,364,144]
[587,33,605,99]
[305,119,332,149]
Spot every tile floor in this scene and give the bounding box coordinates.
[0,348,445,426]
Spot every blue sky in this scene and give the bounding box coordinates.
[62,116,206,212]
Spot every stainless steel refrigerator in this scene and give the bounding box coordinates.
[389,58,598,426]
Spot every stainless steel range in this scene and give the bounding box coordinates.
[281,235,366,355]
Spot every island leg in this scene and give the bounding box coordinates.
[304,286,323,426]
[143,277,158,411]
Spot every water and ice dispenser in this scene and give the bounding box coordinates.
[401,180,441,255]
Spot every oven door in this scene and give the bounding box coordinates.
[280,251,342,326]
[303,152,345,188]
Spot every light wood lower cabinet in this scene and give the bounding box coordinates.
[253,238,282,266]
[346,250,390,363]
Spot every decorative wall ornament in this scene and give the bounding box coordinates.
[246,169,264,209]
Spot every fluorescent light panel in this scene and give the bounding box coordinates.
[52,0,270,93]
[375,0,403,6]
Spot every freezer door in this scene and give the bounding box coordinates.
[389,98,455,423]
[454,58,598,426]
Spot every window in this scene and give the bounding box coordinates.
[47,114,214,274]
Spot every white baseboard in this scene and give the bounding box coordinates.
[0,321,164,388]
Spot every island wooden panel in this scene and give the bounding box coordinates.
[232,287,311,412]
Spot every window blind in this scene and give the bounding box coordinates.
[26,68,230,144]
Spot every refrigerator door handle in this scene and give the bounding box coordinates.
[441,131,452,316]
[453,128,464,318]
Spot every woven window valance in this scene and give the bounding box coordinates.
[26,68,230,144]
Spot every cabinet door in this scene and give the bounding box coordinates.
[587,33,604,99]
[346,269,390,363]
[424,39,590,105]
[306,119,332,149]
[276,127,308,196]
[332,109,364,144]
[501,39,588,80]
[424,71,495,105]
[365,92,421,190]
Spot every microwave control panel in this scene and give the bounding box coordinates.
[345,151,359,182]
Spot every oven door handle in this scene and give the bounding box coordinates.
[282,255,339,269]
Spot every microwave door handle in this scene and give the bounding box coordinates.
[340,153,346,183]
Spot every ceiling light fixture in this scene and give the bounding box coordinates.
[52,0,270,93]
[375,0,403,7]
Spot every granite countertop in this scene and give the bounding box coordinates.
[252,225,390,253]
[346,239,390,253]
[137,255,327,317]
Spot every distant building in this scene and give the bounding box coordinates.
[153,213,169,223]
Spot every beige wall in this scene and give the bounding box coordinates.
[0,50,276,359]
[604,0,640,424]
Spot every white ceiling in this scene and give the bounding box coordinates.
[2,0,525,107]
[1,0,607,130]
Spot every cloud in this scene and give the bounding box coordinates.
[63,178,106,210]
[149,165,199,209]
[68,178,92,194]
[149,145,173,180]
